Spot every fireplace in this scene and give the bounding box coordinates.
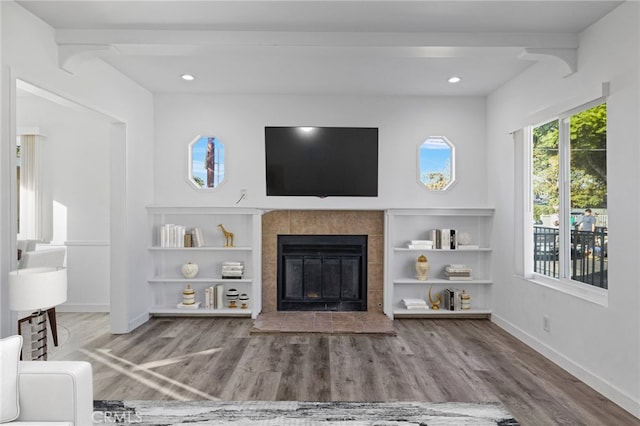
[277,235,368,311]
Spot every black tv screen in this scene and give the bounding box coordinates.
[265,126,378,197]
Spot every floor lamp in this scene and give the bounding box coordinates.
[9,267,67,360]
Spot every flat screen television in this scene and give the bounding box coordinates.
[265,126,378,197]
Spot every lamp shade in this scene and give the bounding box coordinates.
[8,267,67,311]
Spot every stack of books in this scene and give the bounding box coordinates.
[429,229,482,250]
[205,284,225,309]
[190,227,205,247]
[444,264,472,280]
[159,224,187,247]
[442,288,464,311]
[407,240,434,250]
[158,225,205,248]
[222,261,244,279]
[402,298,429,310]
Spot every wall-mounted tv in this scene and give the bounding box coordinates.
[265,126,379,197]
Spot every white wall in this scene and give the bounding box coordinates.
[487,2,639,416]
[0,2,11,337]
[17,93,111,311]
[154,94,488,209]
[1,0,154,333]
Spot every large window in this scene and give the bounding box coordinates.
[531,102,607,288]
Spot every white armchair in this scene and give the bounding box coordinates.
[1,336,94,426]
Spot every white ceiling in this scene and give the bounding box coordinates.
[16,1,623,96]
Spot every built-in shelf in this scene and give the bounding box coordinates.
[385,208,494,319]
[148,277,252,284]
[150,307,252,317]
[147,206,262,319]
[393,279,493,285]
[392,308,491,319]
[148,246,252,252]
[393,248,492,253]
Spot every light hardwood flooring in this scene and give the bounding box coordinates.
[49,313,639,426]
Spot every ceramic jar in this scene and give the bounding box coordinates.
[415,254,430,281]
[181,262,199,279]
[226,288,239,308]
[182,284,196,305]
[461,289,471,310]
[239,293,250,309]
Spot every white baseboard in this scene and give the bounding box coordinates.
[492,314,640,419]
[128,311,150,333]
[57,304,109,313]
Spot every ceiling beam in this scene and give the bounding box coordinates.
[55,29,578,49]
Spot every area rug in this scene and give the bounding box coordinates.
[93,400,520,425]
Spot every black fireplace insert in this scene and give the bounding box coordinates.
[277,235,367,311]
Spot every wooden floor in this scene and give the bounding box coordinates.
[251,311,396,334]
[49,313,638,426]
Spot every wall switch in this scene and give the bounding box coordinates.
[543,316,551,332]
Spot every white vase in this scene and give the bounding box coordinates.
[181,262,199,279]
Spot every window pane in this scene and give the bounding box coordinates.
[529,102,608,289]
[418,136,455,191]
[532,120,560,278]
[189,136,225,189]
[569,103,607,288]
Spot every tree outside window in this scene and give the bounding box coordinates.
[532,103,607,288]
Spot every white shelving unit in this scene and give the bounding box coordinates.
[147,206,262,319]
[385,208,494,319]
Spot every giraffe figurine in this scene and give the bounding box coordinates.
[217,224,234,247]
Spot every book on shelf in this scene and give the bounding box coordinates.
[205,284,225,309]
[442,288,457,311]
[160,224,186,248]
[215,284,224,308]
[441,229,451,250]
[192,227,205,248]
[431,230,441,249]
[457,244,480,250]
[429,229,458,249]
[402,298,428,310]
[442,288,471,311]
[158,225,205,248]
[444,264,472,280]
[222,261,245,279]
[445,276,473,281]
[408,240,433,250]
[447,264,468,269]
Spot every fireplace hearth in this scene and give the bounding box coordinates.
[277,235,367,312]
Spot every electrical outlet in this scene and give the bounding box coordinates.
[543,316,551,332]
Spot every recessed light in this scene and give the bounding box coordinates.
[181,74,195,81]
[448,76,461,84]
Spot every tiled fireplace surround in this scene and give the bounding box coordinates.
[261,210,384,314]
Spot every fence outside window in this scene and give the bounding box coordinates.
[533,226,608,289]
